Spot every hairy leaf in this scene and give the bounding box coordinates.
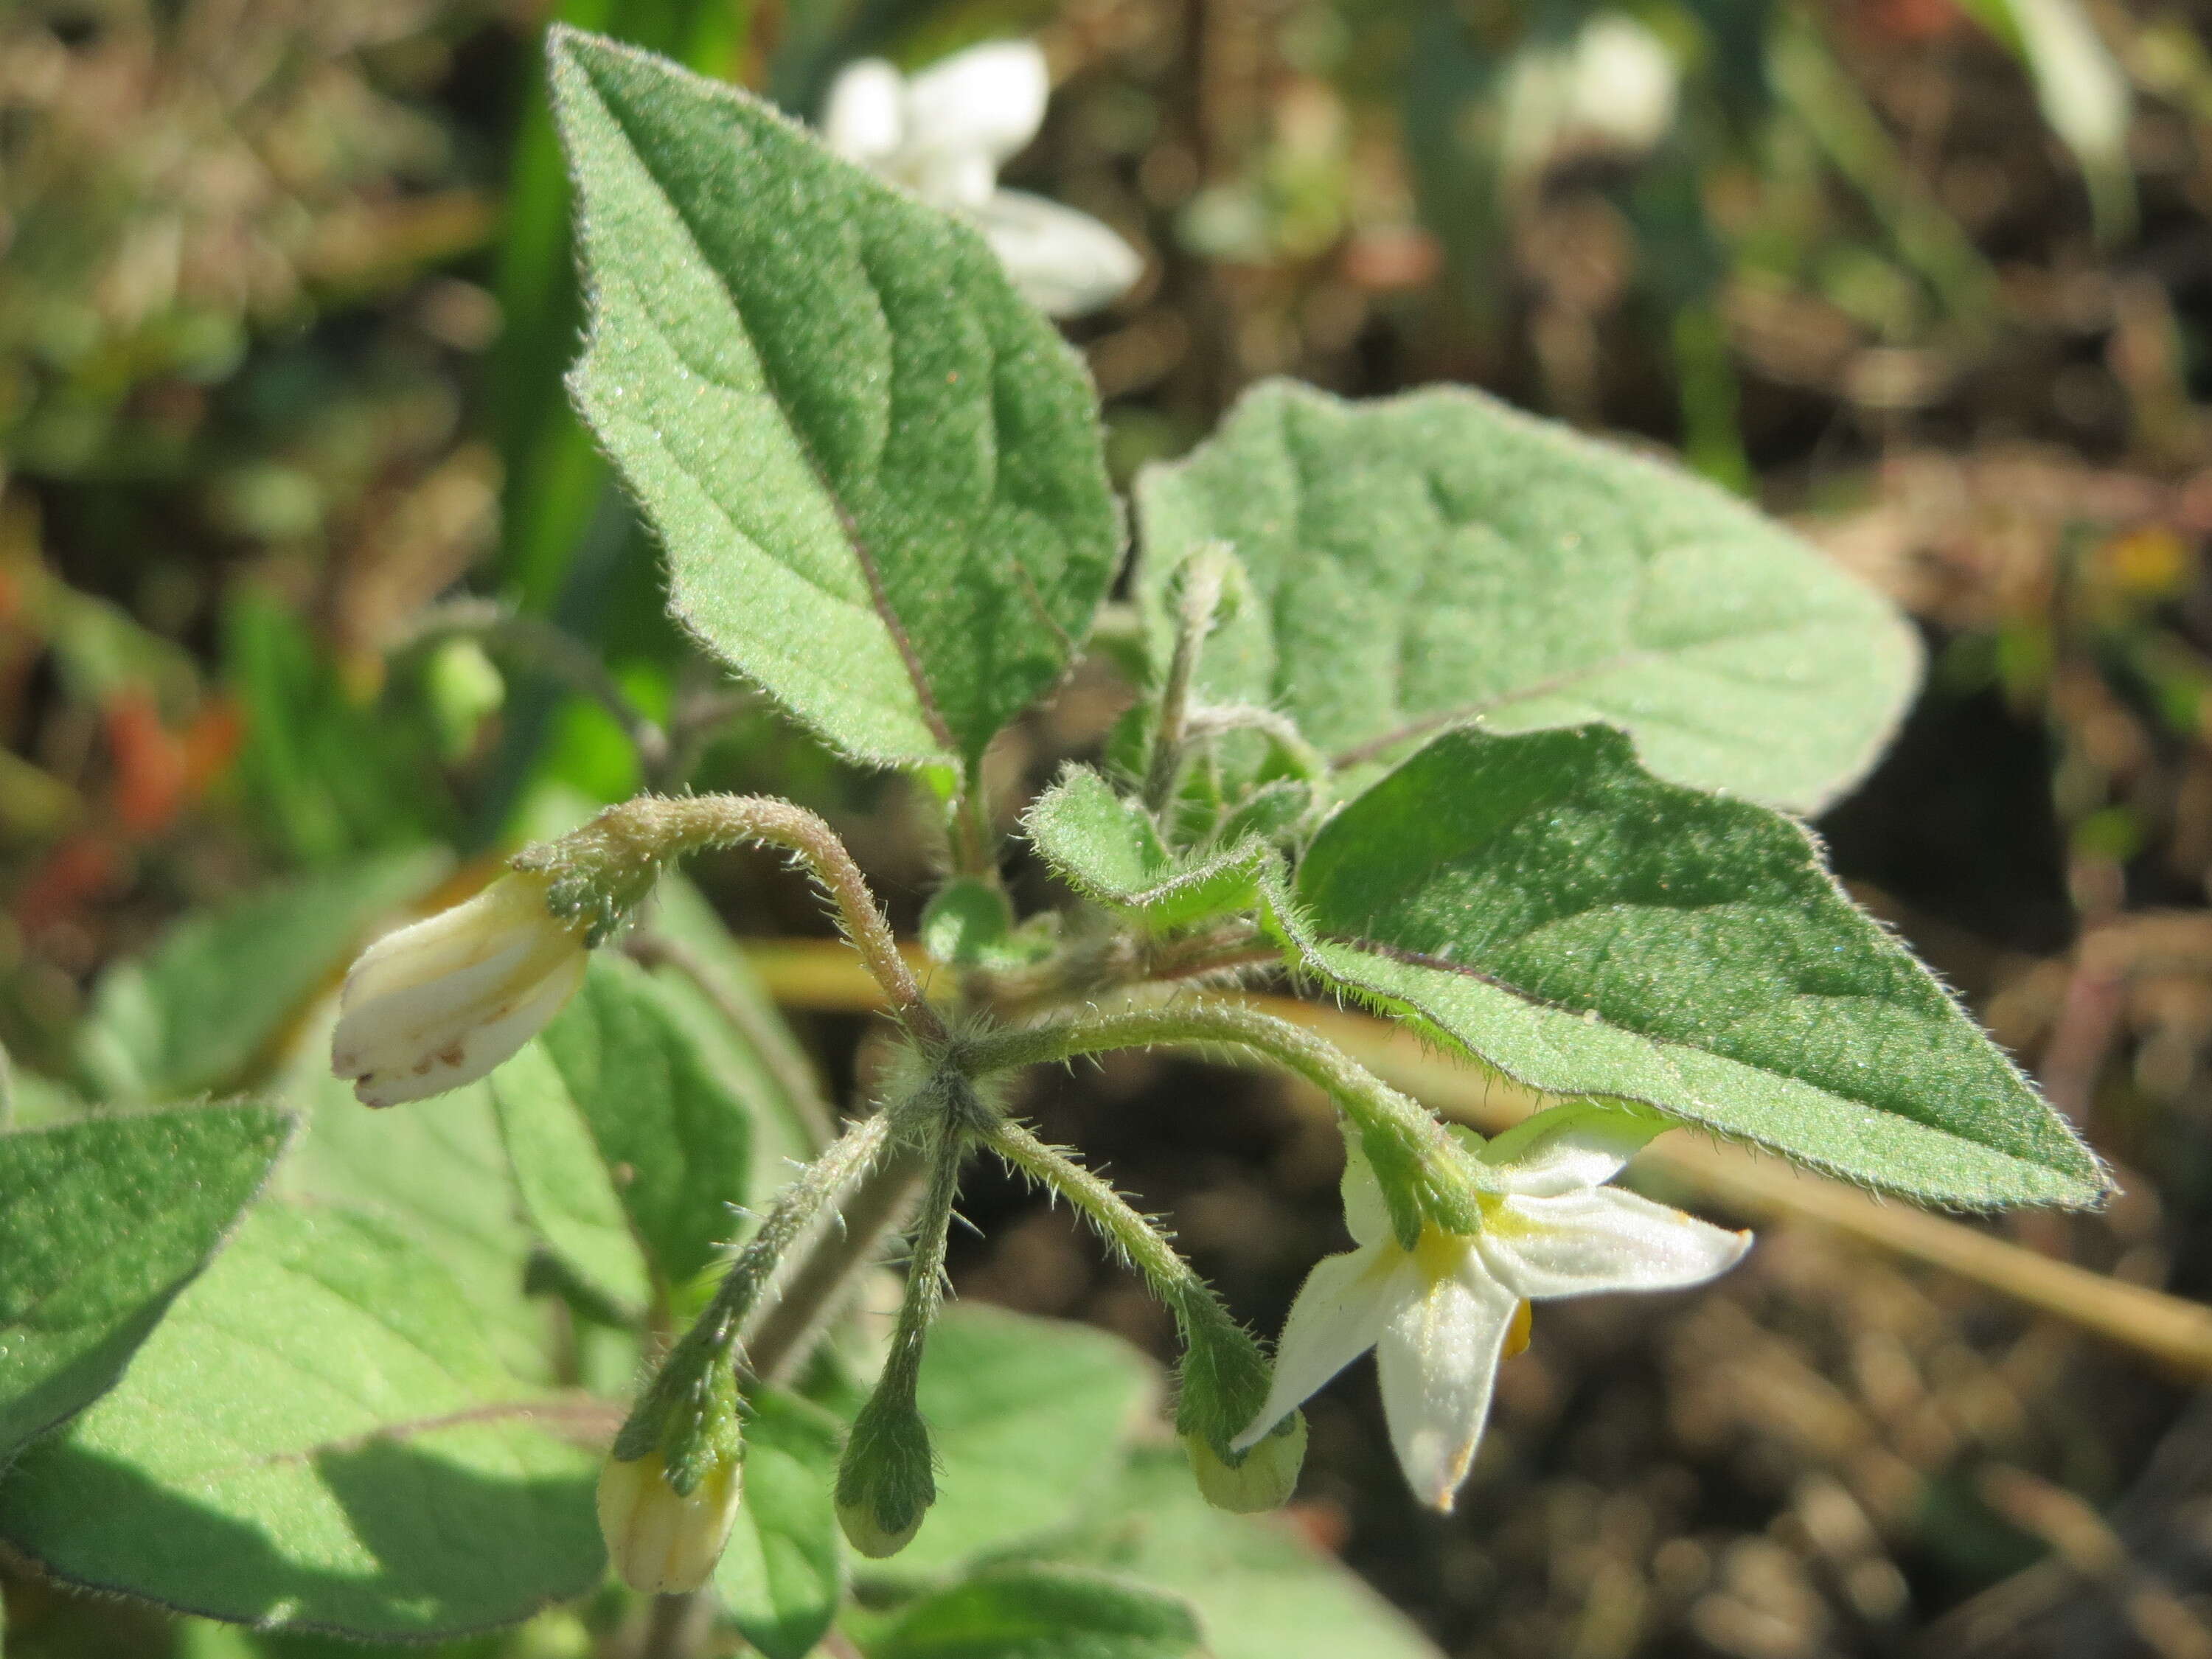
[0,1205,604,1637]
[0,1105,292,1460]
[550,29,1121,772]
[490,1040,653,1316]
[1024,768,1268,930]
[1137,380,1918,813]
[283,1051,548,1382]
[1279,725,2107,1208]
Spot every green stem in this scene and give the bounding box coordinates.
[742,1141,928,1385]
[989,1120,1200,1304]
[880,1123,967,1400]
[535,796,945,1044]
[1145,547,1231,813]
[989,1119,1239,1341]
[962,1000,1474,1236]
[622,1113,891,1458]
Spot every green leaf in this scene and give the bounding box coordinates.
[490,1042,653,1316]
[282,1060,550,1383]
[549,28,1122,772]
[75,849,449,1104]
[0,1203,605,1638]
[1276,725,2107,1208]
[714,1388,846,1659]
[644,874,827,1198]
[869,1306,1156,1582]
[1061,1450,1441,1659]
[1135,380,1919,813]
[0,1105,293,1460]
[1024,768,1268,931]
[869,1565,1199,1659]
[520,954,754,1290]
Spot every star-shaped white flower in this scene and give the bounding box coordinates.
[822,41,1143,318]
[1235,1108,1749,1511]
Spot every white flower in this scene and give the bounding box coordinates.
[330,869,589,1108]
[1235,1109,1748,1511]
[597,1448,743,1595]
[821,41,1143,318]
[1500,13,1678,188]
[1565,15,1678,156]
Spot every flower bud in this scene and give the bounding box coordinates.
[835,1390,936,1559]
[597,1447,742,1596]
[331,870,589,1107]
[1185,1411,1305,1514]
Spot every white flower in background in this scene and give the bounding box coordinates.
[1565,15,1678,155]
[1235,1110,1748,1511]
[822,40,1144,318]
[330,869,589,1107]
[1500,13,1679,187]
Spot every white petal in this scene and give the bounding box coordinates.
[912,147,1001,212]
[1374,1256,1520,1512]
[975,190,1141,316]
[351,949,586,1107]
[1567,15,1677,154]
[1477,1188,1750,1300]
[903,41,1048,167]
[1485,1105,1666,1197]
[333,926,545,1071]
[1231,1245,1403,1451]
[822,59,905,162]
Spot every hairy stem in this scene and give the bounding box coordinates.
[962,999,1472,1234]
[540,795,945,1043]
[742,1141,928,1385]
[988,1119,1238,1339]
[1144,546,1231,813]
[666,1115,891,1390]
[878,1125,967,1400]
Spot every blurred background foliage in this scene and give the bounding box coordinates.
[7,0,2212,1654]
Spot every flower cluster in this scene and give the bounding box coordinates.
[328,810,1751,1586]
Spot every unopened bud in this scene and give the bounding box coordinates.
[331,870,589,1107]
[596,1447,742,1595]
[835,1390,935,1559]
[1185,1411,1306,1514]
